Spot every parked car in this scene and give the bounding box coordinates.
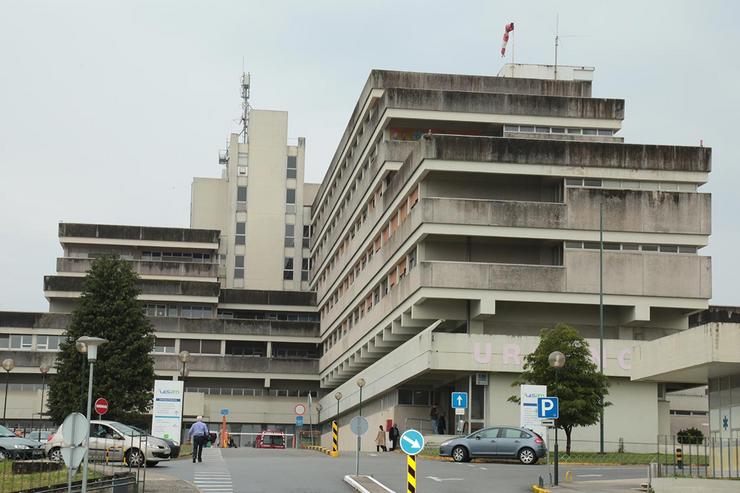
[26,430,55,444]
[0,425,45,460]
[439,426,546,464]
[254,430,286,449]
[129,425,180,459]
[46,420,170,467]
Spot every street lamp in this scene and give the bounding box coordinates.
[76,341,87,414]
[2,358,14,426]
[355,378,366,476]
[334,391,342,417]
[31,365,50,433]
[77,336,108,493]
[549,350,566,486]
[316,403,322,426]
[178,350,190,431]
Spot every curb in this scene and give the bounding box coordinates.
[302,444,338,457]
[344,475,395,493]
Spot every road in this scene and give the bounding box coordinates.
[158,447,648,493]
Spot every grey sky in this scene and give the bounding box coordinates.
[1,0,738,311]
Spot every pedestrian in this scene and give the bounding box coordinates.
[430,406,439,434]
[375,425,388,452]
[188,416,209,463]
[437,415,446,435]
[389,423,400,451]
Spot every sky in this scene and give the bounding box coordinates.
[1,0,738,311]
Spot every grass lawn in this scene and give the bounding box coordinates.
[0,461,104,493]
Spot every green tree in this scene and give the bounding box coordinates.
[509,323,610,453]
[677,427,704,445]
[48,257,155,424]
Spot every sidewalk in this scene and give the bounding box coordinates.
[143,469,200,493]
[548,479,645,492]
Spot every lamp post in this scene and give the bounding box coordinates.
[334,391,342,417]
[549,350,566,486]
[316,403,322,427]
[77,336,108,493]
[355,378,366,476]
[31,365,50,434]
[76,341,87,414]
[178,350,190,442]
[2,358,15,426]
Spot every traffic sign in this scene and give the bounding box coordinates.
[451,392,468,409]
[455,408,465,416]
[350,416,369,436]
[94,398,108,416]
[61,412,88,446]
[537,397,559,419]
[295,404,306,416]
[220,408,229,416]
[400,429,425,455]
[295,415,304,426]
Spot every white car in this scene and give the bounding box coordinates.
[46,420,170,467]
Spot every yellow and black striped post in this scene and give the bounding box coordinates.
[407,454,417,493]
[331,420,339,457]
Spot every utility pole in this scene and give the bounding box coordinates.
[599,201,605,454]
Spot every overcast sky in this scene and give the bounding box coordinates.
[1,0,738,311]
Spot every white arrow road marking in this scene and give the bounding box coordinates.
[402,435,420,449]
[427,477,463,482]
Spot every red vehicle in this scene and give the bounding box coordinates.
[254,430,286,449]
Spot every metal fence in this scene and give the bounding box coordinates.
[0,432,150,493]
[657,435,739,480]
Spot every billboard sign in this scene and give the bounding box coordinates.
[151,380,184,443]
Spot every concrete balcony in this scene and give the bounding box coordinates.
[421,197,567,229]
[0,351,58,370]
[58,223,219,245]
[57,257,219,279]
[44,275,220,299]
[152,317,319,339]
[0,311,70,329]
[419,260,566,293]
[153,354,318,376]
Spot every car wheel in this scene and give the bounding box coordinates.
[518,447,537,465]
[126,448,145,467]
[0,448,8,461]
[145,461,159,467]
[451,446,469,463]
[48,447,63,462]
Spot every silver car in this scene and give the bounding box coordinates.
[0,425,45,460]
[439,426,546,464]
[46,420,170,467]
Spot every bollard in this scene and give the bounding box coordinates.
[676,447,683,470]
[331,421,339,457]
[407,454,416,493]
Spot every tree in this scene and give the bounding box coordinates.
[509,323,610,453]
[48,257,155,424]
[677,427,704,445]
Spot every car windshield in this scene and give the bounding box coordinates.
[106,422,144,436]
[0,425,17,437]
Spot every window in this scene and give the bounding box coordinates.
[583,178,602,187]
[679,246,697,254]
[285,224,295,247]
[10,335,32,349]
[286,189,296,204]
[284,257,294,280]
[583,128,598,135]
[659,245,679,253]
[37,335,61,351]
[604,243,621,250]
[237,186,247,202]
[0,335,8,349]
[236,222,246,245]
[235,255,244,279]
[519,125,534,133]
[551,127,566,134]
[476,428,500,439]
[144,304,167,317]
[564,241,583,249]
[287,156,297,169]
[153,338,175,354]
[501,428,526,439]
[287,168,296,179]
[180,339,220,354]
[641,244,659,252]
[535,126,549,133]
[181,305,213,319]
[408,248,417,270]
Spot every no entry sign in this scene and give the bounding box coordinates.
[94,398,109,416]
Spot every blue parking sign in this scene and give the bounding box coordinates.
[537,397,559,419]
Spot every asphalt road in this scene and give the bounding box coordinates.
[159,447,649,493]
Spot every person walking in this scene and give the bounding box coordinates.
[430,406,439,434]
[389,423,400,451]
[437,415,446,435]
[375,425,388,452]
[188,416,209,463]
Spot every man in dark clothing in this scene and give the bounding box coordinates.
[437,415,446,435]
[388,424,400,451]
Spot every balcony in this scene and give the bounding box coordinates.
[153,354,319,375]
[44,276,220,299]
[419,260,566,293]
[151,317,319,339]
[57,258,219,279]
[58,223,220,245]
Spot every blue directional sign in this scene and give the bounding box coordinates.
[400,429,425,456]
[295,415,304,426]
[220,408,229,416]
[451,392,468,409]
[537,397,559,419]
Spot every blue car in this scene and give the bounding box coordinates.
[439,426,546,464]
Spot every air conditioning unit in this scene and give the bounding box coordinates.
[475,373,489,386]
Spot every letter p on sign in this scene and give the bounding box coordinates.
[537,397,559,419]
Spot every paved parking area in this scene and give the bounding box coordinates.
[157,447,648,493]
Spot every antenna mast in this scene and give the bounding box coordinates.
[240,72,251,144]
[554,14,559,81]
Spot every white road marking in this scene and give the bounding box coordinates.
[479,467,488,470]
[576,474,603,478]
[192,449,234,493]
[426,476,463,482]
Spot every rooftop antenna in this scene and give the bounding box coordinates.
[240,71,251,144]
[554,13,559,80]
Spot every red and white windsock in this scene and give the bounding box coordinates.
[501,22,515,57]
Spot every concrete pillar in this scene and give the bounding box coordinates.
[266,341,273,358]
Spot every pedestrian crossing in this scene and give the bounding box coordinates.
[193,448,234,493]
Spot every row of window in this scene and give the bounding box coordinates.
[140,251,213,262]
[143,304,213,319]
[0,334,61,351]
[156,338,319,359]
[564,241,698,254]
[565,178,698,192]
[217,310,319,322]
[186,387,318,398]
[504,124,616,136]
[323,247,417,353]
